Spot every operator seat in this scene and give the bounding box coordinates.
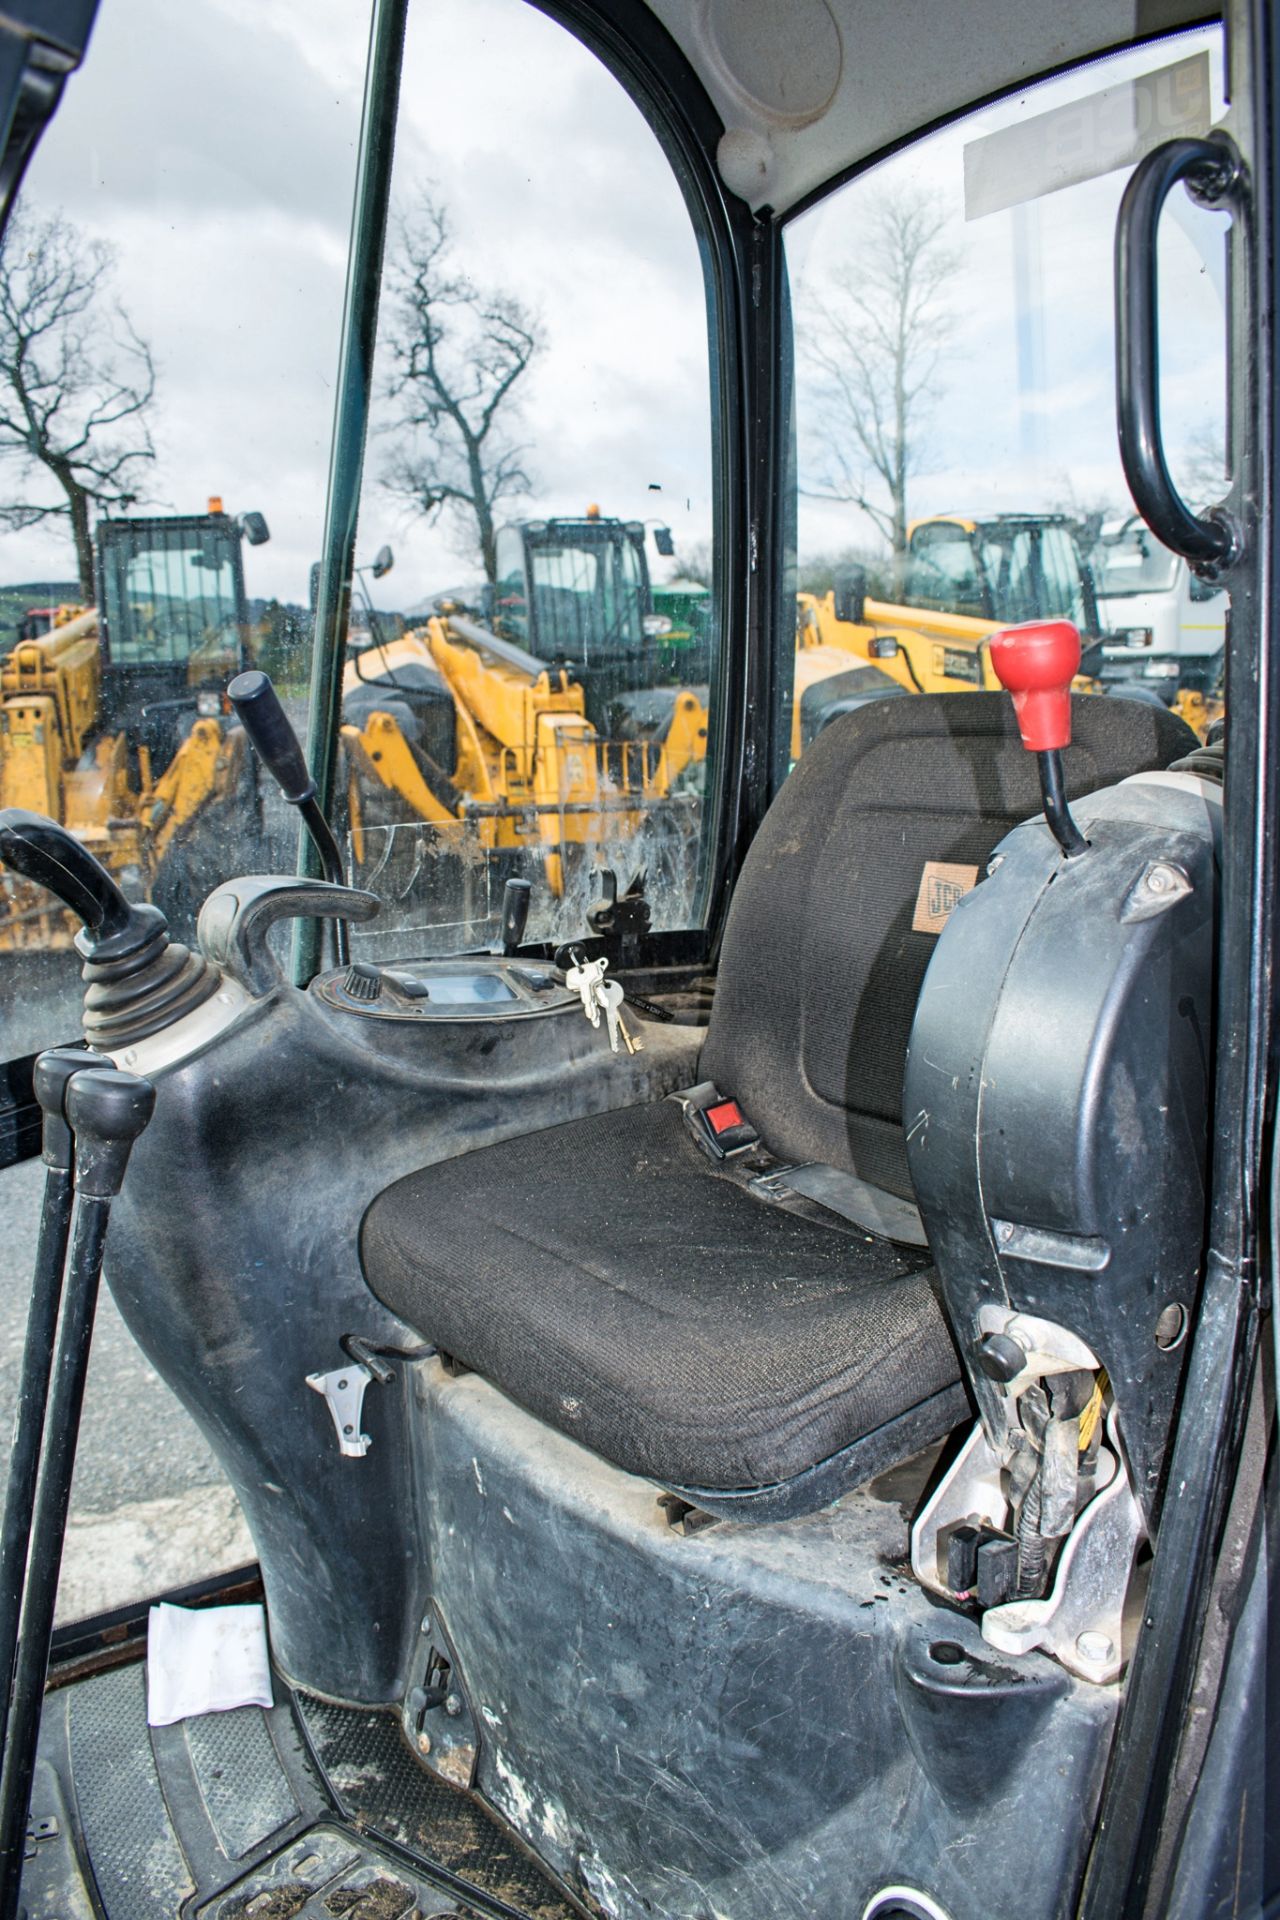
[361,694,1198,1518]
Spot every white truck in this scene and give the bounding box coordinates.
[1090,511,1227,697]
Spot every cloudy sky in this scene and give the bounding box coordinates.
[789,25,1228,561]
[9,0,713,606]
[7,4,1227,605]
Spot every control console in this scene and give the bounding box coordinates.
[312,956,578,1024]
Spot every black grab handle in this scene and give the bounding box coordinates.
[1115,133,1245,576]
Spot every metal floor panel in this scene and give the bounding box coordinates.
[21,1663,580,1920]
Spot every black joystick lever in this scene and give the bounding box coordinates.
[988,622,1089,859]
[227,670,350,966]
[499,877,532,955]
[0,811,219,1049]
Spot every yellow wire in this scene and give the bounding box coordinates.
[1078,1371,1108,1450]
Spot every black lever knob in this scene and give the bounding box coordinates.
[65,1069,156,1199]
[500,878,532,955]
[227,670,314,805]
[33,1048,91,1174]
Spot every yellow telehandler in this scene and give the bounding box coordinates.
[339,513,710,915]
[0,500,271,947]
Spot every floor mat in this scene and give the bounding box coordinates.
[23,1663,581,1920]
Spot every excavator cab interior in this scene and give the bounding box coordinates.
[0,3,1274,1919]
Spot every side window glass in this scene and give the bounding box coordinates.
[0,3,366,1617]
[344,1,718,961]
[787,28,1229,748]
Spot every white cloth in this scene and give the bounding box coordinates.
[146,1601,273,1727]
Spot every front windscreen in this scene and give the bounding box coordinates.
[528,536,646,661]
[100,525,242,665]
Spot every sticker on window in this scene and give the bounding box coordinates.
[913,862,979,935]
[963,51,1211,221]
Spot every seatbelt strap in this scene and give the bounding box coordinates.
[668,1084,930,1248]
[751,1162,929,1249]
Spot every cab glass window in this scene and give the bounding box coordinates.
[343,0,718,961]
[786,26,1228,743]
[0,0,367,1617]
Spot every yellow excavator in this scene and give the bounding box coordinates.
[339,513,710,902]
[798,513,1108,696]
[0,500,270,948]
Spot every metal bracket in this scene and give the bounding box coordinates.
[912,1409,1146,1686]
[306,1363,373,1458]
[981,1422,1144,1684]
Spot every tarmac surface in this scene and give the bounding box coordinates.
[0,1152,250,1622]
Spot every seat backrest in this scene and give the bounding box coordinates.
[699,691,1198,1200]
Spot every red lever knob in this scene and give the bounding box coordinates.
[988,620,1081,752]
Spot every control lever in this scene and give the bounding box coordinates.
[0,809,157,948]
[0,1050,84,1765]
[0,811,219,1048]
[988,621,1089,858]
[0,1068,156,1920]
[226,670,351,966]
[499,877,531,955]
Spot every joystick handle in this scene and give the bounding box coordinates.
[988,619,1080,752]
[988,620,1088,859]
[227,668,351,965]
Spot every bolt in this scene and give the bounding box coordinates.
[1147,868,1169,893]
[337,1378,348,1390]
[417,1731,432,1755]
[986,854,1004,876]
[420,1612,433,1636]
[1000,1222,1014,1244]
[445,1691,463,1718]
[1076,1630,1115,1667]
[342,1423,353,1435]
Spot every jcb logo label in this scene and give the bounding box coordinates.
[912,861,980,935]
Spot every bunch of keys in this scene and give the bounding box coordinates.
[564,952,642,1057]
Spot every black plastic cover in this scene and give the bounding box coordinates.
[905,772,1219,1523]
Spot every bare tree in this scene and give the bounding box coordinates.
[1173,422,1228,511]
[0,207,156,601]
[382,198,543,584]
[804,191,957,560]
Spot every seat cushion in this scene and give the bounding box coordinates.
[360,1101,961,1493]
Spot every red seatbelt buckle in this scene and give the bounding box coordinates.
[678,1085,760,1159]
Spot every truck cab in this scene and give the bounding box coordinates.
[1091,510,1229,697]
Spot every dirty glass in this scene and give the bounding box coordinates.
[0,0,369,1617]
[786,26,1229,746]
[343,0,717,959]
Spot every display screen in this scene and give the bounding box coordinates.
[422,973,518,1004]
